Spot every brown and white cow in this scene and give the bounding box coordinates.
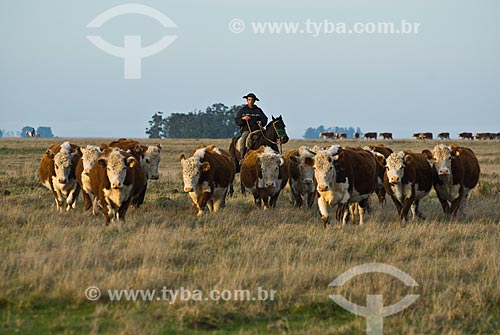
[320,132,335,139]
[458,132,473,140]
[431,144,480,216]
[363,132,377,140]
[108,139,161,206]
[313,146,377,226]
[379,132,393,140]
[285,146,316,208]
[240,146,288,209]
[38,141,82,212]
[180,145,235,216]
[89,148,146,224]
[363,146,389,207]
[384,151,434,225]
[437,132,450,140]
[76,145,102,212]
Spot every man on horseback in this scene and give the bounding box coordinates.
[235,93,268,162]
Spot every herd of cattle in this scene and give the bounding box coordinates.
[37,138,481,227]
[320,131,500,140]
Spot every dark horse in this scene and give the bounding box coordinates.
[229,115,289,194]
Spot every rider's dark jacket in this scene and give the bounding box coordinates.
[235,105,268,133]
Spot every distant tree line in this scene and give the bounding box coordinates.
[146,103,243,139]
[0,126,55,138]
[303,125,362,139]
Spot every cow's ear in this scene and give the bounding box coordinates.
[338,152,345,160]
[179,153,185,161]
[290,155,300,163]
[45,149,55,159]
[376,155,386,166]
[201,162,211,172]
[404,155,413,165]
[127,157,136,168]
[157,144,161,150]
[100,144,109,150]
[304,156,314,166]
[454,149,461,157]
[98,158,107,167]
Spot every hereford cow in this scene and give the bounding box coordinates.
[437,132,450,140]
[366,144,393,158]
[363,146,389,207]
[338,132,347,140]
[413,132,433,140]
[285,146,316,208]
[353,132,360,140]
[363,132,377,140]
[459,132,473,140]
[38,141,82,211]
[180,145,235,216]
[240,146,288,209]
[379,132,393,140]
[313,146,376,227]
[431,144,480,216]
[108,139,161,206]
[76,145,102,212]
[90,148,146,224]
[319,132,335,139]
[384,151,434,225]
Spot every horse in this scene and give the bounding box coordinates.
[26,129,39,138]
[229,115,289,195]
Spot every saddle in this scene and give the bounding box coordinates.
[237,129,261,151]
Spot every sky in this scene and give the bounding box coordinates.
[1,0,499,139]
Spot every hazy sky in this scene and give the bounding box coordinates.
[1,1,499,139]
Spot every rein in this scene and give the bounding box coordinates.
[258,121,285,154]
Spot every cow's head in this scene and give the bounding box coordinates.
[385,152,411,184]
[142,144,161,180]
[257,147,284,189]
[81,145,102,175]
[432,144,454,177]
[313,145,340,192]
[53,142,78,184]
[98,149,136,189]
[290,146,316,185]
[179,149,209,193]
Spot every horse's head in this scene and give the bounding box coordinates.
[269,115,289,144]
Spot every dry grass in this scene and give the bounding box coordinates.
[1,138,500,334]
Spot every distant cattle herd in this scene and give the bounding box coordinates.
[38,137,482,227]
[319,131,500,140]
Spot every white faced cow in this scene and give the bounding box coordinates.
[384,151,434,225]
[285,146,316,208]
[240,146,289,209]
[38,141,82,211]
[180,145,235,216]
[76,145,102,212]
[431,144,480,216]
[313,146,377,227]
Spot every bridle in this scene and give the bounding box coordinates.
[258,120,287,154]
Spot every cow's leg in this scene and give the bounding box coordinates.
[197,192,211,216]
[82,190,92,211]
[270,192,281,208]
[262,196,270,210]
[358,202,366,225]
[240,181,246,196]
[317,196,329,227]
[253,195,262,208]
[400,197,413,225]
[412,199,425,220]
[435,192,450,214]
[118,201,131,222]
[92,197,100,215]
[132,183,147,208]
[306,191,316,209]
[53,188,64,212]
[66,184,80,211]
[450,192,464,216]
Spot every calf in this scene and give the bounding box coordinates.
[437,132,450,140]
[363,132,377,140]
[38,141,82,211]
[313,146,376,226]
[384,151,434,225]
[180,145,235,216]
[90,148,146,224]
[240,146,288,209]
[431,144,480,216]
[76,145,102,212]
[379,132,393,140]
[285,146,316,208]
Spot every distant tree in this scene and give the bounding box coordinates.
[21,126,36,138]
[145,112,165,138]
[0,129,3,138]
[36,126,54,138]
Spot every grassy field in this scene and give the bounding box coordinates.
[1,138,499,335]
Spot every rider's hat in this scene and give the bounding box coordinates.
[242,93,259,101]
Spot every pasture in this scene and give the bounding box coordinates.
[1,138,499,335]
